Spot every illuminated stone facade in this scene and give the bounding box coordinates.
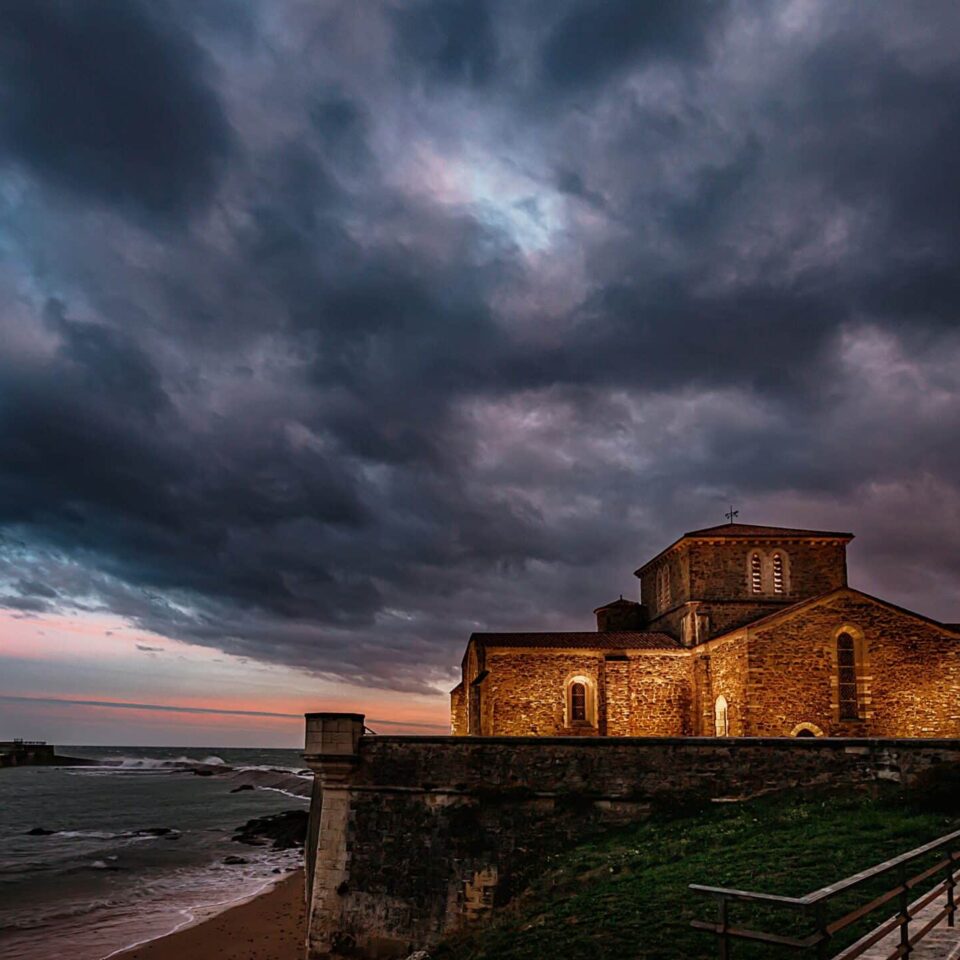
[450,523,960,738]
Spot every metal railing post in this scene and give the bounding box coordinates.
[898,864,911,956]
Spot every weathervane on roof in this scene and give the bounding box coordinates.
[724,506,739,524]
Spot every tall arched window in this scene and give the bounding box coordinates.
[565,675,595,727]
[715,695,729,736]
[772,553,785,594]
[837,632,859,720]
[656,566,671,609]
[571,682,586,722]
[750,553,762,594]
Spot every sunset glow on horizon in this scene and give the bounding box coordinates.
[0,610,449,746]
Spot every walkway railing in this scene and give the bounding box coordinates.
[690,828,960,958]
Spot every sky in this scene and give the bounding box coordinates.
[1,0,960,747]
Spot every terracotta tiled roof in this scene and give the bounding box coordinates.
[635,522,854,575]
[592,596,642,612]
[682,522,854,540]
[471,631,680,650]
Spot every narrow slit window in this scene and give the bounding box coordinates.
[837,633,859,720]
[751,553,762,594]
[772,553,784,594]
[571,682,586,722]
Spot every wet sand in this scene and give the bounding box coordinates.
[115,871,306,960]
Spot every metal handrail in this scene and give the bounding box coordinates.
[690,828,959,958]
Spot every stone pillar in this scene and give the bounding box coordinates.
[303,713,364,959]
[604,657,631,736]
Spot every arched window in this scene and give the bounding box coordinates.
[565,675,595,727]
[772,553,785,594]
[750,553,762,594]
[571,682,586,722]
[714,695,729,736]
[837,632,859,720]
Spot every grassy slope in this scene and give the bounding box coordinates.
[435,787,959,960]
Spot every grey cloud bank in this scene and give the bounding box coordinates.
[1,0,959,694]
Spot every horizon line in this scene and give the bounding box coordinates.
[0,694,449,730]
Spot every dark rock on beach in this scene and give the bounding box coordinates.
[26,827,56,836]
[230,784,255,793]
[223,855,250,865]
[232,810,307,850]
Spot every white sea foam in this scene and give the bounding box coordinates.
[98,872,288,960]
[257,785,312,801]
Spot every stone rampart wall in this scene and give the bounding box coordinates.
[303,716,960,959]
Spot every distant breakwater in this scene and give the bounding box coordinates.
[0,743,98,768]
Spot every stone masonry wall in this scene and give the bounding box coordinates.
[625,653,693,735]
[449,683,466,736]
[603,657,631,735]
[479,649,694,736]
[697,633,749,735]
[638,542,690,618]
[747,593,960,737]
[687,539,848,601]
[482,649,604,735]
[304,727,960,959]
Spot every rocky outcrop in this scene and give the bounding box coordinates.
[232,810,307,850]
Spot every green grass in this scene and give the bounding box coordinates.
[434,787,959,960]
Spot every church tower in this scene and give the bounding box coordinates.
[634,523,853,645]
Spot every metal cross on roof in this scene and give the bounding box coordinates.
[724,506,739,524]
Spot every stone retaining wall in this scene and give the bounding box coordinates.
[303,714,960,959]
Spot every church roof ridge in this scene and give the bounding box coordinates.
[634,522,854,576]
[682,522,854,540]
[470,630,679,650]
[706,586,960,640]
[592,596,641,612]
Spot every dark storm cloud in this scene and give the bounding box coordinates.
[393,0,500,87]
[540,0,727,91]
[1,1,960,695]
[0,0,231,221]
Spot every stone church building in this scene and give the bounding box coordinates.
[450,523,960,738]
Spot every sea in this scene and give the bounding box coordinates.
[0,746,312,960]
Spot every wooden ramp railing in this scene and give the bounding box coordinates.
[690,828,960,958]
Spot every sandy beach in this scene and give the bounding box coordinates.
[114,871,306,960]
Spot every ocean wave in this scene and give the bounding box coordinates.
[29,828,181,841]
[226,768,312,798]
[235,764,312,777]
[100,756,216,769]
[0,897,121,931]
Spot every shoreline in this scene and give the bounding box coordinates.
[108,870,305,960]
